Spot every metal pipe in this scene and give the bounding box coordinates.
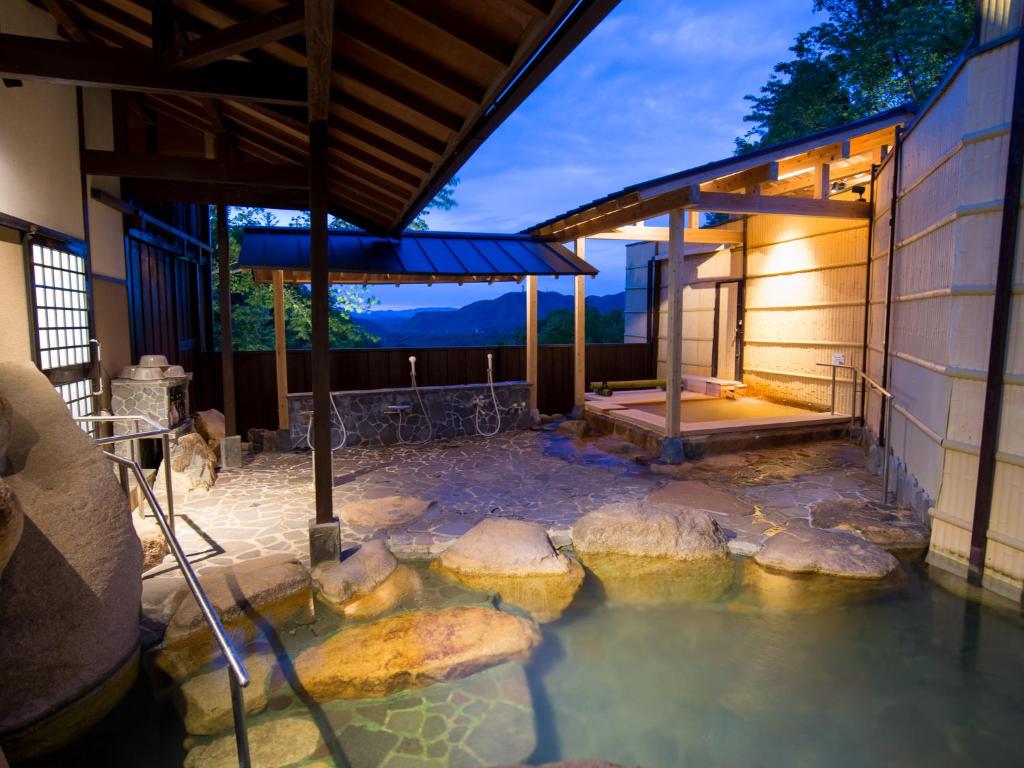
[882,395,893,503]
[229,674,252,768]
[880,126,903,444]
[94,429,169,446]
[830,365,837,414]
[162,432,175,532]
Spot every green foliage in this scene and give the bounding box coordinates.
[211,178,460,351]
[737,0,975,152]
[510,306,625,345]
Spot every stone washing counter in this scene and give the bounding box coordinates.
[287,381,531,449]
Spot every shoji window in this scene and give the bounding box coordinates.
[25,236,96,435]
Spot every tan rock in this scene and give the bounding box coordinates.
[184,715,320,768]
[742,559,903,611]
[193,410,226,456]
[810,499,930,556]
[179,655,273,735]
[0,479,24,578]
[314,538,397,606]
[582,552,733,605]
[338,563,422,620]
[157,432,217,496]
[754,523,899,579]
[439,518,572,576]
[648,480,754,516]
[133,516,169,571]
[292,606,541,701]
[573,501,729,560]
[0,394,11,473]
[156,554,313,679]
[338,495,434,528]
[0,361,142,758]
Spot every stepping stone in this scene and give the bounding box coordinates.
[339,496,435,528]
[292,606,541,701]
[184,715,319,768]
[435,519,584,622]
[573,501,729,560]
[178,654,274,735]
[647,480,754,516]
[741,559,902,612]
[810,499,930,556]
[583,553,733,606]
[341,564,423,621]
[753,523,899,579]
[314,539,397,607]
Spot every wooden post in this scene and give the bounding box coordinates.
[273,269,289,430]
[525,274,539,416]
[309,122,332,525]
[665,209,685,438]
[216,203,236,436]
[813,163,831,199]
[573,238,586,414]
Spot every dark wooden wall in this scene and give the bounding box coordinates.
[193,343,653,437]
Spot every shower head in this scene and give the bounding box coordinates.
[486,352,493,372]
[409,356,417,377]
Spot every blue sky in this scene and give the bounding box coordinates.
[347,0,821,310]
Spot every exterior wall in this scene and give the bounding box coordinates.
[0,0,132,406]
[624,242,653,343]
[744,215,868,412]
[867,0,1024,599]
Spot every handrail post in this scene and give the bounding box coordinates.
[229,673,252,768]
[830,365,837,415]
[882,395,894,504]
[850,369,858,429]
[161,432,175,532]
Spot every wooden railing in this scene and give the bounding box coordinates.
[192,343,653,438]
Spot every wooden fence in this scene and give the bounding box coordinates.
[193,343,653,437]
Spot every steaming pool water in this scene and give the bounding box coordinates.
[26,559,1024,768]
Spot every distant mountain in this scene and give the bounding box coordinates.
[355,290,624,347]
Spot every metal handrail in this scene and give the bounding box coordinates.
[104,450,252,767]
[76,415,176,531]
[816,362,895,503]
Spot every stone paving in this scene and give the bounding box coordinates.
[146,429,919,587]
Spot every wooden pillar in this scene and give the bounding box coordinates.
[309,122,332,525]
[665,209,685,438]
[216,204,236,436]
[813,163,831,199]
[573,238,586,413]
[273,269,289,430]
[525,274,539,416]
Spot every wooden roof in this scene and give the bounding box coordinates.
[239,227,597,284]
[527,105,915,242]
[7,0,619,233]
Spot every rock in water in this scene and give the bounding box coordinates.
[754,523,899,579]
[155,554,313,679]
[178,654,273,735]
[809,498,930,557]
[572,501,729,559]
[435,518,584,622]
[314,539,398,607]
[184,715,320,768]
[193,409,226,457]
[158,431,217,496]
[0,362,142,760]
[339,564,423,620]
[292,606,541,701]
[338,495,435,528]
[582,552,733,605]
[0,479,24,578]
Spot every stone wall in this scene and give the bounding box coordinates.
[287,382,532,449]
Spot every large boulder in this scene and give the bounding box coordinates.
[314,539,397,607]
[184,715,320,768]
[572,501,729,560]
[754,523,900,579]
[583,552,733,605]
[339,564,423,621]
[179,654,273,735]
[133,516,169,571]
[193,409,226,457]
[436,518,584,622]
[157,431,217,497]
[0,362,142,760]
[155,554,313,679]
[0,393,11,474]
[810,499,930,557]
[338,495,435,528]
[0,479,23,578]
[293,606,541,701]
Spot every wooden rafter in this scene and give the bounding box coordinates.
[700,162,778,193]
[82,149,309,187]
[589,226,743,244]
[166,2,305,70]
[40,0,93,43]
[689,189,870,218]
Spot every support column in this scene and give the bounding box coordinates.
[573,238,586,416]
[216,204,236,437]
[273,269,289,431]
[662,208,685,459]
[525,274,539,419]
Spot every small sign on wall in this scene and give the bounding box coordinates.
[832,352,846,366]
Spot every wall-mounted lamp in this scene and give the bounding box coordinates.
[851,185,866,201]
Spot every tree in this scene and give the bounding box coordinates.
[510,306,625,344]
[737,0,975,152]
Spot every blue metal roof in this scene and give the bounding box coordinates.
[239,228,598,284]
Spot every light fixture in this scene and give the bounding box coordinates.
[851,185,866,201]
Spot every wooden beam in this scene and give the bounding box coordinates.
[689,189,870,218]
[550,186,697,243]
[273,270,289,431]
[0,33,309,105]
[167,3,305,70]
[665,209,684,439]
[40,0,92,43]
[589,226,743,244]
[82,150,307,188]
[573,238,586,413]
[813,163,830,200]
[305,0,335,123]
[123,178,311,208]
[217,204,236,437]
[526,274,539,416]
[701,162,779,193]
[848,125,898,158]
[777,141,851,177]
